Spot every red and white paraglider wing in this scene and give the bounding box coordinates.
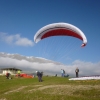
[34,23,87,47]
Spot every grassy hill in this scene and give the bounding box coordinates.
[0,76,100,100]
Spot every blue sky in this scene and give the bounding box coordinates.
[0,0,100,76]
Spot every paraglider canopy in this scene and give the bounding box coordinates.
[34,23,87,47]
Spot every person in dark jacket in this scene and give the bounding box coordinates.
[6,72,10,79]
[36,71,43,82]
[75,67,79,77]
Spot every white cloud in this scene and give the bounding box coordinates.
[0,57,100,77]
[0,32,34,46]
[15,38,33,46]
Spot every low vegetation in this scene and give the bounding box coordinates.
[0,75,100,100]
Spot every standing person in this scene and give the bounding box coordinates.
[75,67,79,77]
[61,69,64,77]
[6,72,10,79]
[41,72,43,80]
[17,70,21,78]
[36,71,42,82]
[63,69,65,77]
[40,72,43,82]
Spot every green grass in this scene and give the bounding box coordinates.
[0,76,100,100]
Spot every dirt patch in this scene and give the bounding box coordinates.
[28,85,43,92]
[28,84,100,95]
[4,84,100,96]
[4,86,28,94]
[0,99,7,100]
[4,85,43,94]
